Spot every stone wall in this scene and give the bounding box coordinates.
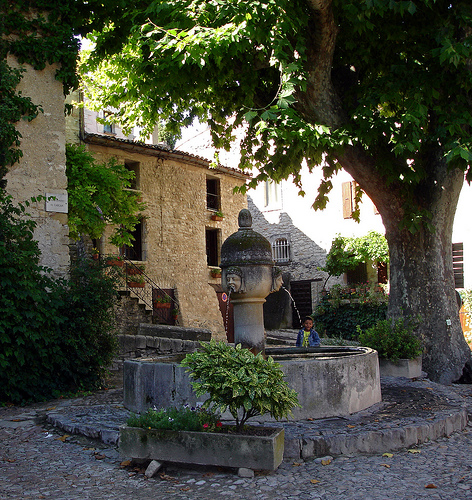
[114,292,153,337]
[118,323,210,362]
[5,58,70,277]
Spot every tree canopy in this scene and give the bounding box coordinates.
[81,1,472,224]
[79,0,472,383]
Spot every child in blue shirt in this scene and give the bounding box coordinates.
[296,317,321,347]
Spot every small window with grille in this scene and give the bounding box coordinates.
[272,237,291,264]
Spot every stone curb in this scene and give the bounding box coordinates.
[283,407,469,459]
[43,381,471,461]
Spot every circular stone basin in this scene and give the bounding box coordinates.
[265,346,381,420]
[123,346,381,420]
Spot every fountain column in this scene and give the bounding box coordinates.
[220,209,282,355]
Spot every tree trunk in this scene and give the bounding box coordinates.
[301,1,471,383]
[384,169,471,383]
[336,146,471,383]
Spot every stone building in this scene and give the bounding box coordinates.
[5,58,70,277]
[67,106,249,340]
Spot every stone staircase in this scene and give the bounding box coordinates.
[117,323,211,362]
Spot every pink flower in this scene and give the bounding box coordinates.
[203,423,209,429]
[216,421,222,428]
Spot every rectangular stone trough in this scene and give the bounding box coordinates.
[379,357,423,378]
[119,425,285,471]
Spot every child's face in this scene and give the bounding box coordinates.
[303,319,313,330]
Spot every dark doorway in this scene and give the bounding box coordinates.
[206,228,219,266]
[290,280,319,328]
[122,220,143,261]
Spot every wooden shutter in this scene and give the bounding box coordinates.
[452,242,464,288]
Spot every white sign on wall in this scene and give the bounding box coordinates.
[45,192,68,213]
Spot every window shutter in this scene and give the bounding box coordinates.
[342,181,354,219]
[452,242,464,288]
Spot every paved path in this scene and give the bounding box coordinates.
[1,378,471,499]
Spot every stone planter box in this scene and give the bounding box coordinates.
[379,356,422,378]
[119,425,285,471]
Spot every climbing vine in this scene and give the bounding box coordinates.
[319,231,389,286]
[0,1,98,182]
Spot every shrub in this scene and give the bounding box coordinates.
[127,405,221,432]
[0,191,118,404]
[357,317,423,361]
[54,258,119,391]
[313,296,387,340]
[181,340,299,431]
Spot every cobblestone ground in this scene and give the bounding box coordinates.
[1,414,471,500]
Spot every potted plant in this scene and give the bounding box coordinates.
[153,295,172,308]
[91,247,100,260]
[126,263,145,276]
[357,317,423,378]
[127,274,145,288]
[211,210,224,221]
[105,254,124,267]
[210,267,221,278]
[172,308,179,320]
[119,340,300,471]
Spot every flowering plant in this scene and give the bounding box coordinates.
[126,404,221,432]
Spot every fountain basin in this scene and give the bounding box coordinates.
[123,346,381,420]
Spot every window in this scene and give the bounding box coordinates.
[453,242,464,288]
[346,262,367,285]
[264,180,281,208]
[122,220,143,261]
[377,262,388,284]
[342,181,358,219]
[103,111,115,134]
[207,177,220,211]
[206,228,220,266]
[125,160,140,190]
[272,237,291,264]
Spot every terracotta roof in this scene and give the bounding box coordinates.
[83,133,251,180]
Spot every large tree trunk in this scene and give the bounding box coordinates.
[384,167,470,383]
[340,148,471,383]
[301,0,471,383]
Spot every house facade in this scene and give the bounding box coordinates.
[67,106,249,339]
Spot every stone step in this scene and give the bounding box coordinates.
[137,323,211,341]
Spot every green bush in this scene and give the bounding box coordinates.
[357,317,423,361]
[313,296,387,340]
[127,405,221,432]
[0,191,118,404]
[181,340,299,431]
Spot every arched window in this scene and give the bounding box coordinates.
[272,238,290,264]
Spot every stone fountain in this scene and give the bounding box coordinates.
[123,209,382,420]
[220,208,283,355]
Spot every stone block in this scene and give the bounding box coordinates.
[135,335,147,350]
[118,335,136,355]
[145,460,163,478]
